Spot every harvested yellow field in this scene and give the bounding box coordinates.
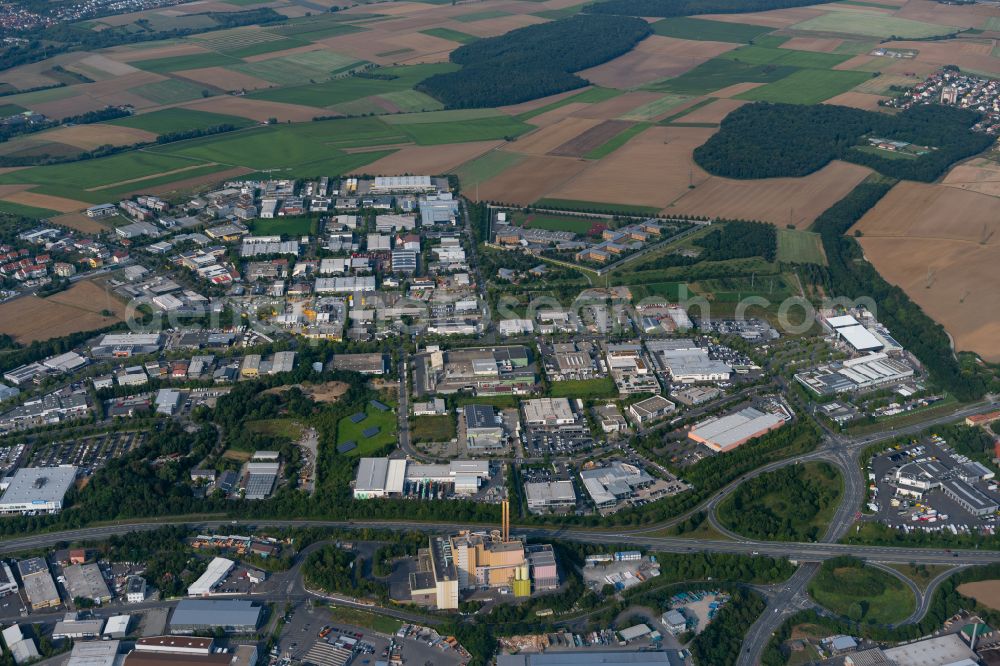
[545,125,716,209]
[823,91,888,110]
[510,117,604,156]
[180,96,318,122]
[50,212,110,233]
[475,154,591,205]
[579,35,737,89]
[852,182,1000,361]
[175,66,272,91]
[0,190,90,212]
[957,581,1000,611]
[40,124,157,150]
[362,140,502,174]
[0,281,127,343]
[942,158,1000,198]
[668,160,872,228]
[700,5,828,27]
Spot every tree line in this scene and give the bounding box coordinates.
[417,15,651,108]
[694,102,993,182]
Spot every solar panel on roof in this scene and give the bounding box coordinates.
[362,426,380,438]
[349,412,367,423]
[337,441,357,454]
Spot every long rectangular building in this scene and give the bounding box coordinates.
[353,458,490,499]
[688,407,785,453]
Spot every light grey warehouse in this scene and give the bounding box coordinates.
[499,652,684,666]
[170,599,261,634]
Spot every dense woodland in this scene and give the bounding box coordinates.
[810,179,990,401]
[587,0,836,17]
[694,102,993,182]
[634,219,776,272]
[417,15,651,108]
[718,462,841,542]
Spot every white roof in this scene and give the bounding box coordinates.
[0,466,77,507]
[883,634,977,666]
[103,616,129,635]
[66,640,120,666]
[187,557,234,596]
[825,315,859,329]
[691,408,784,449]
[838,325,883,351]
[618,624,651,641]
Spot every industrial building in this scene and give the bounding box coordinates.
[409,504,558,609]
[523,398,577,427]
[845,634,978,666]
[605,343,660,395]
[0,466,77,515]
[646,339,732,383]
[370,175,436,193]
[125,638,256,666]
[795,352,914,395]
[628,395,676,426]
[330,353,388,375]
[894,462,999,516]
[464,404,505,451]
[353,458,491,499]
[0,562,19,597]
[243,459,279,500]
[2,625,39,665]
[525,480,577,512]
[63,563,112,604]
[187,557,235,597]
[169,599,261,633]
[415,345,535,396]
[688,407,785,453]
[53,615,104,639]
[66,640,121,666]
[499,651,684,666]
[17,558,59,610]
[580,462,655,510]
[125,576,146,603]
[90,333,163,358]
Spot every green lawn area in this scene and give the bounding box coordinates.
[584,122,649,159]
[533,198,662,216]
[108,108,255,134]
[455,394,521,410]
[454,150,525,187]
[411,415,456,443]
[152,118,406,170]
[619,94,691,121]
[735,69,871,104]
[132,78,210,105]
[0,103,27,117]
[651,17,773,42]
[691,272,792,302]
[647,58,799,95]
[777,228,827,265]
[836,0,901,9]
[549,377,617,399]
[453,9,512,21]
[886,563,953,591]
[628,281,688,300]
[327,606,403,634]
[517,86,621,121]
[131,52,240,74]
[245,418,304,440]
[336,403,396,456]
[791,11,958,38]
[808,559,915,624]
[0,200,57,218]
[394,116,532,145]
[248,63,458,108]
[250,216,315,235]
[512,211,600,234]
[852,144,919,160]
[420,27,478,43]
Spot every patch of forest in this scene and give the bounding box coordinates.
[416,15,651,108]
[693,102,993,182]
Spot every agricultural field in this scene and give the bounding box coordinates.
[420,28,478,44]
[393,116,533,145]
[851,181,1000,361]
[651,17,774,43]
[108,108,256,134]
[0,281,127,342]
[790,10,959,38]
[735,69,871,104]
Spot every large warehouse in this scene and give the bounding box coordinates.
[353,458,491,499]
[688,407,785,453]
[187,557,235,597]
[0,466,77,515]
[170,599,261,633]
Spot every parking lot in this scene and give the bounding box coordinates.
[524,424,594,456]
[868,435,1000,536]
[28,431,145,472]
